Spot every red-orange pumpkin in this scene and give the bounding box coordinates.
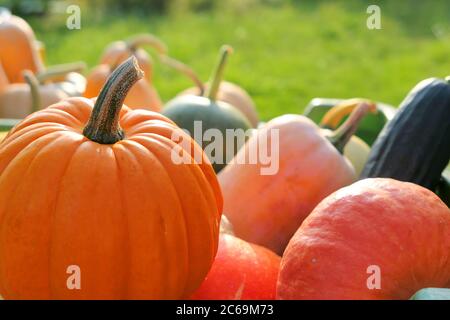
[191,233,280,300]
[0,57,222,299]
[220,103,375,255]
[277,178,450,300]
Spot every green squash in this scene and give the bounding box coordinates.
[361,77,450,191]
[162,46,251,172]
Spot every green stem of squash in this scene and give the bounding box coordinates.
[206,45,233,101]
[36,62,86,84]
[159,54,205,95]
[327,102,376,154]
[126,33,168,55]
[23,70,42,113]
[83,57,143,144]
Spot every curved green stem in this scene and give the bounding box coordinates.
[206,45,233,101]
[126,34,168,55]
[36,62,86,83]
[159,54,205,95]
[23,70,42,113]
[83,57,143,144]
[327,102,377,154]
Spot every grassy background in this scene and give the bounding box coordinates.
[18,0,450,121]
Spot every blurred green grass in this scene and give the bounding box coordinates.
[25,0,450,121]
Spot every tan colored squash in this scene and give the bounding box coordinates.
[0,70,68,119]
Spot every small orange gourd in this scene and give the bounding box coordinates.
[84,63,162,111]
[100,34,167,83]
[0,57,222,299]
[86,33,166,111]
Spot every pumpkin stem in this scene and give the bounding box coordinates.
[321,98,376,129]
[83,57,143,144]
[23,70,42,113]
[36,62,86,84]
[327,102,377,154]
[126,34,168,55]
[159,54,205,95]
[206,45,233,101]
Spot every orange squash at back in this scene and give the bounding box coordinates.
[0,8,44,83]
[100,34,167,83]
[84,63,162,111]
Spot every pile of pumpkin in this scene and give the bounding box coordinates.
[0,9,449,300]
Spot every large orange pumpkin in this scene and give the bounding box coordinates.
[0,57,222,299]
[277,178,450,300]
[0,8,44,83]
[220,103,375,255]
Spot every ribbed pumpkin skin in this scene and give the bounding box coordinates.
[84,64,162,111]
[0,98,222,299]
[361,78,450,190]
[277,178,450,300]
[191,233,280,300]
[220,115,356,255]
[0,13,44,83]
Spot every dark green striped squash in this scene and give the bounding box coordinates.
[361,77,450,191]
